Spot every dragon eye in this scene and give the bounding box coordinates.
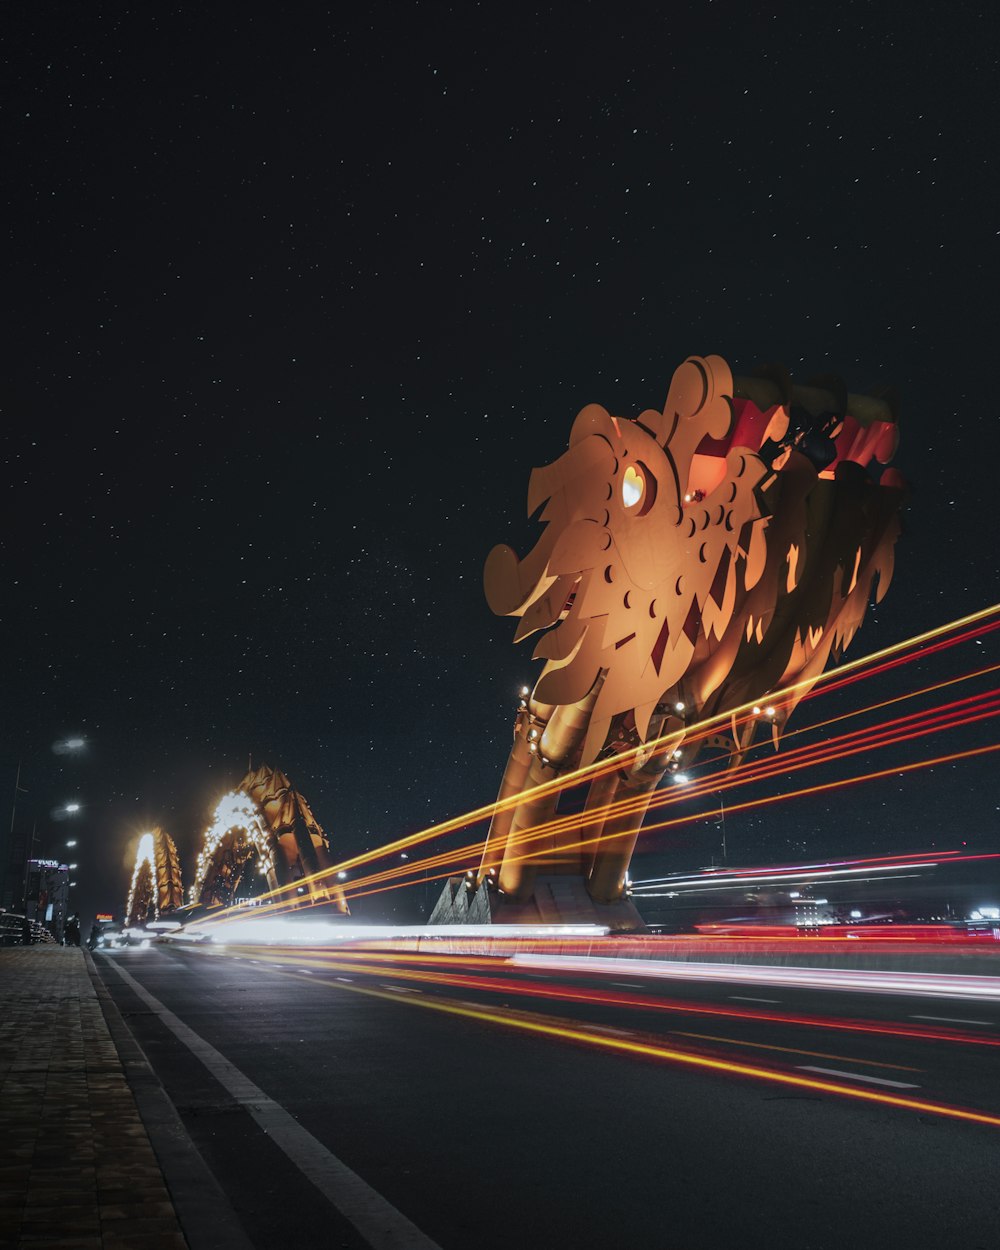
[622,464,644,508]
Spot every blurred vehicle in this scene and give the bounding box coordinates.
[88,922,126,950]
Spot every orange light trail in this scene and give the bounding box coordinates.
[204,942,1000,1051]
[335,686,1000,902]
[215,726,1000,922]
[194,947,1000,1129]
[328,671,1000,909]
[200,601,1000,922]
[805,617,1000,703]
[335,740,1000,907]
[230,682,1000,922]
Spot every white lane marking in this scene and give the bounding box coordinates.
[105,959,441,1250]
[910,1014,994,1026]
[798,1065,920,1089]
[380,985,421,994]
[589,1025,635,1037]
[335,976,354,983]
[729,995,781,1004]
[611,982,645,989]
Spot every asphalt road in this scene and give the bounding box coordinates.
[95,943,1000,1250]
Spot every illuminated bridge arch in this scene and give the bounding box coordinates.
[190,764,348,914]
[125,828,184,927]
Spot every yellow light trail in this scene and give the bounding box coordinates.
[224,673,1000,924]
[249,665,1000,919]
[338,741,1000,906]
[330,691,1000,905]
[198,943,1000,1051]
[202,601,1000,921]
[221,698,1000,923]
[199,950,1000,1130]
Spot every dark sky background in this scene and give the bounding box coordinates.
[3,2,999,926]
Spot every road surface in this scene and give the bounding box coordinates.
[95,943,1000,1250]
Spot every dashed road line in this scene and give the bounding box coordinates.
[910,1014,994,1026]
[798,1065,920,1089]
[674,1032,921,1071]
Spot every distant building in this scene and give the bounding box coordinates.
[25,859,70,944]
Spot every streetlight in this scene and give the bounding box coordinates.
[65,840,77,849]
[53,736,87,756]
[7,739,86,928]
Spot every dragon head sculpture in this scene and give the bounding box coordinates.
[486,355,903,768]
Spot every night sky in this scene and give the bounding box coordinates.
[4,3,999,925]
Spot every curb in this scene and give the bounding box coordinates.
[86,950,255,1250]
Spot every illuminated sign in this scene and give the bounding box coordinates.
[96,913,114,922]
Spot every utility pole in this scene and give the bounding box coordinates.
[6,761,28,910]
[23,821,39,916]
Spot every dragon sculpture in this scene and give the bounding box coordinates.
[125,827,184,927]
[433,354,904,929]
[189,764,349,913]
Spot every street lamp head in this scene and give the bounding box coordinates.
[53,736,87,756]
[64,803,81,814]
[65,839,77,848]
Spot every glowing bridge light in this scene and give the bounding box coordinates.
[126,828,184,928]
[191,791,276,905]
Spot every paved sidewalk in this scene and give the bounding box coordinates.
[0,946,187,1249]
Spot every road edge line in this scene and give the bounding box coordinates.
[86,950,255,1250]
[103,954,443,1250]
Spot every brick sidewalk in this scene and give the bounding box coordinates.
[0,947,187,1249]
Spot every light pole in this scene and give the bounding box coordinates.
[6,739,86,909]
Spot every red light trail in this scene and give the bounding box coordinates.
[200,601,1000,924]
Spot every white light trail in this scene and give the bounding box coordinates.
[511,954,1000,1002]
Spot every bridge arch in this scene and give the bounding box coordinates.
[190,764,348,914]
[125,828,184,926]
